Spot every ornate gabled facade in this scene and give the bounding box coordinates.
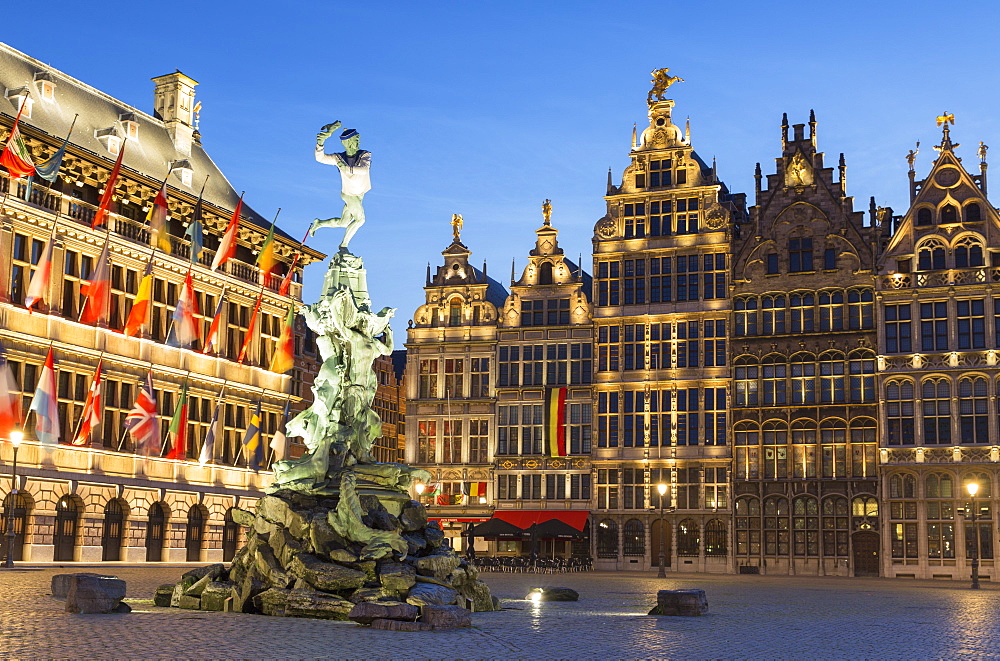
[405,220,507,549]
[493,202,593,557]
[591,92,746,572]
[876,119,999,580]
[0,43,324,564]
[730,113,882,576]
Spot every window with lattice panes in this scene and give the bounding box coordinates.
[847,289,874,330]
[761,356,786,406]
[763,496,790,556]
[818,291,844,331]
[442,420,462,464]
[735,297,757,336]
[735,496,761,555]
[889,474,918,558]
[417,420,436,463]
[922,378,952,444]
[469,358,489,397]
[761,295,785,335]
[925,473,955,559]
[958,376,988,443]
[418,359,438,398]
[10,233,44,308]
[821,496,849,557]
[623,325,645,371]
[702,253,726,299]
[962,471,994,560]
[956,299,986,350]
[496,474,517,500]
[596,469,619,510]
[790,354,816,404]
[920,301,949,351]
[703,319,726,367]
[545,473,567,500]
[570,473,591,500]
[790,292,814,333]
[623,260,645,304]
[468,418,488,463]
[820,420,847,478]
[763,422,788,479]
[443,358,463,398]
[520,473,542,499]
[567,402,592,455]
[649,256,671,302]
[885,380,915,445]
[792,496,819,557]
[675,254,699,301]
[596,325,619,372]
[734,423,759,479]
[704,466,727,509]
[734,357,758,407]
[597,392,619,448]
[791,420,817,479]
[850,418,877,478]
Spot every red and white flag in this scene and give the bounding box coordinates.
[28,348,59,447]
[0,354,22,441]
[211,194,243,271]
[79,242,111,325]
[0,100,35,178]
[72,360,103,446]
[92,141,126,229]
[24,233,54,312]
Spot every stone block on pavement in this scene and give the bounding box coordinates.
[199,581,234,611]
[65,575,128,614]
[153,584,174,607]
[420,604,472,629]
[52,573,114,599]
[370,618,433,632]
[650,589,708,616]
[348,601,419,625]
[405,582,459,606]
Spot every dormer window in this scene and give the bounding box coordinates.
[95,126,122,154]
[33,72,56,102]
[119,112,139,140]
[170,159,193,187]
[5,87,32,118]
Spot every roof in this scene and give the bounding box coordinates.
[471,266,510,308]
[391,349,407,381]
[0,42,323,259]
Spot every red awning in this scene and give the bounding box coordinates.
[492,510,589,532]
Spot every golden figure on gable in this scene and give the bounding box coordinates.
[785,152,813,187]
[647,68,685,104]
[451,213,463,243]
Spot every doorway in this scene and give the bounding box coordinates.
[2,492,29,562]
[102,500,126,561]
[146,503,166,562]
[650,517,671,568]
[53,496,79,562]
[852,531,880,577]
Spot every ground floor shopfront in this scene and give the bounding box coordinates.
[592,512,731,573]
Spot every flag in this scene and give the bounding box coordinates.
[165,382,188,460]
[91,141,126,229]
[28,348,59,446]
[211,194,243,271]
[34,116,75,183]
[256,218,277,281]
[24,233,54,312]
[241,401,263,472]
[124,372,158,455]
[202,291,226,354]
[545,386,567,457]
[72,360,103,446]
[0,101,35,178]
[278,252,300,297]
[79,242,111,325]
[198,395,223,465]
[467,481,487,498]
[237,292,262,364]
[269,399,290,462]
[0,351,22,442]
[166,269,201,348]
[122,259,153,337]
[186,195,204,265]
[147,178,171,254]
[269,306,295,373]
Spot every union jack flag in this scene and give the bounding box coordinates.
[125,372,159,455]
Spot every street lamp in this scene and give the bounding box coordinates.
[415,482,425,503]
[4,425,24,569]
[657,482,668,578]
[966,481,980,590]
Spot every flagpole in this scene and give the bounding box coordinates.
[160,370,190,459]
[69,351,105,446]
[199,379,226,466]
[26,340,55,446]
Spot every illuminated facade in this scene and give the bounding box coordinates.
[371,353,404,463]
[0,44,323,563]
[876,121,999,580]
[493,207,593,557]
[590,97,746,571]
[730,115,881,576]
[404,228,506,548]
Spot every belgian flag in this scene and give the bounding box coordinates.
[545,387,567,457]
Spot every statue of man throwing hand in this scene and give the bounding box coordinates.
[311,121,371,252]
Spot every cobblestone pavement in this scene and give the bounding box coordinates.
[1,565,999,659]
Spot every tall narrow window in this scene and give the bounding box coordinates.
[920,301,949,351]
[788,237,813,272]
[922,378,951,445]
[958,377,988,443]
[957,299,986,349]
[885,380,915,445]
[885,304,912,353]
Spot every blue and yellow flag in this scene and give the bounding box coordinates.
[241,401,263,472]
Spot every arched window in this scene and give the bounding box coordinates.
[761,354,787,406]
[223,508,241,562]
[1,492,29,562]
[792,496,819,557]
[676,518,699,556]
[958,377,988,443]
[735,297,757,336]
[955,236,985,268]
[922,378,952,445]
[847,289,874,330]
[941,204,957,224]
[761,295,786,335]
[734,356,758,406]
[819,291,844,331]
[734,496,761,556]
[146,502,167,562]
[962,472,993,560]
[818,352,846,403]
[448,298,462,327]
[924,472,955,560]
[926,472,954,498]
[762,421,789,479]
[849,418,878,478]
[965,203,982,222]
[790,292,814,333]
[790,353,816,404]
[763,496,790,556]
[791,419,817,479]
[622,518,645,556]
[821,496,849,557]
[596,519,618,558]
[704,519,727,556]
[890,473,917,499]
[852,495,879,530]
[734,421,760,480]
[186,506,206,562]
[917,239,946,271]
[53,496,79,562]
[820,419,848,478]
[102,500,126,562]
[885,380,915,445]
[848,350,876,403]
[539,262,554,285]
[917,208,933,226]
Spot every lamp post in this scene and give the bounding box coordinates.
[657,482,668,578]
[4,426,24,569]
[966,481,980,590]
[414,482,426,504]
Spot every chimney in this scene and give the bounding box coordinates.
[151,71,198,157]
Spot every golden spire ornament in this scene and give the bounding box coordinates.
[451,213,463,243]
[542,199,552,226]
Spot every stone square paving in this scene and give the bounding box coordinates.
[1,566,998,659]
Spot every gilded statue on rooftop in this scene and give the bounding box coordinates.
[648,68,685,105]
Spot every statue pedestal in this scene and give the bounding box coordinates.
[323,251,370,309]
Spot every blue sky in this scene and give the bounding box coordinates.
[9,1,1000,346]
